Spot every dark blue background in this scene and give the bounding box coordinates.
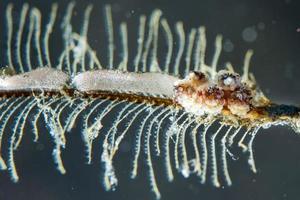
[0,0,300,200]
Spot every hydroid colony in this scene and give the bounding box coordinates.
[0,2,300,199]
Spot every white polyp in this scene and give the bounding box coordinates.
[105,5,114,69]
[0,98,25,172]
[72,69,179,98]
[81,5,93,39]
[150,10,161,73]
[163,111,179,182]
[194,26,207,72]
[0,157,7,170]
[227,126,242,146]
[220,126,233,186]
[16,4,29,73]
[14,99,38,147]
[165,112,186,181]
[32,8,44,68]
[180,118,195,178]
[8,134,19,182]
[134,15,146,71]
[155,111,173,156]
[0,67,69,91]
[43,3,58,68]
[104,101,134,158]
[118,22,128,71]
[144,107,163,200]
[109,103,137,148]
[191,122,202,175]
[88,48,102,70]
[6,4,14,69]
[185,28,196,75]
[72,33,88,73]
[211,35,223,78]
[161,18,173,73]
[0,99,10,169]
[13,99,37,150]
[199,27,207,72]
[131,106,159,179]
[26,10,35,71]
[70,33,102,72]
[225,62,235,73]
[60,2,75,72]
[43,105,66,174]
[247,127,260,173]
[10,100,36,178]
[0,101,12,172]
[32,98,60,142]
[101,101,126,190]
[142,9,162,72]
[93,100,123,132]
[7,97,32,182]
[175,118,189,171]
[242,49,254,82]
[209,124,223,188]
[174,22,185,76]
[112,104,149,156]
[150,108,171,156]
[81,99,108,163]
[200,121,214,184]
[193,27,201,71]
[238,129,251,152]
[64,100,87,132]
[78,5,93,72]
[98,100,125,166]
[61,2,75,35]
[102,141,118,191]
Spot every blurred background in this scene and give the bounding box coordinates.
[0,0,300,199]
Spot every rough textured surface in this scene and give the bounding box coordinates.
[0,68,69,91]
[72,69,179,97]
[174,71,253,117]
